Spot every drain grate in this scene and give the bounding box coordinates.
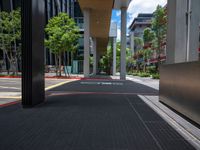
[80,81,124,86]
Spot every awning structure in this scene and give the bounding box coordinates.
[78,0,114,54]
[78,0,131,53]
[113,0,131,9]
[78,0,131,79]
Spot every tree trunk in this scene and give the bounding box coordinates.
[3,51,10,75]
[58,53,62,76]
[15,58,18,75]
[67,51,70,66]
[71,52,73,67]
[4,51,12,75]
[14,39,18,75]
[7,43,16,75]
[143,63,146,72]
[55,54,58,76]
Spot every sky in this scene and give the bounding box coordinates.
[111,0,167,40]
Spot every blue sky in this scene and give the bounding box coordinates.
[111,0,167,39]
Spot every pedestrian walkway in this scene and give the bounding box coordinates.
[0,79,197,150]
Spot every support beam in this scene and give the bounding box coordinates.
[93,38,97,75]
[21,0,45,107]
[113,38,117,76]
[83,9,90,77]
[120,7,127,80]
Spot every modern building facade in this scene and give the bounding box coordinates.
[0,0,21,72]
[129,13,153,54]
[128,11,167,64]
[45,0,84,74]
[0,0,84,73]
[0,0,20,11]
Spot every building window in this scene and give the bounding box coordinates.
[13,0,21,9]
[74,1,83,17]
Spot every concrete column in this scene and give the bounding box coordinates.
[96,50,101,74]
[130,32,134,56]
[188,0,200,61]
[120,7,127,80]
[67,0,70,14]
[166,0,200,64]
[93,38,97,75]
[166,0,187,64]
[10,0,13,10]
[113,37,117,76]
[83,9,90,77]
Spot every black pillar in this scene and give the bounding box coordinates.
[21,0,45,107]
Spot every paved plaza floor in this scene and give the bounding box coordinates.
[0,77,198,150]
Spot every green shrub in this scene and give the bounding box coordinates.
[127,71,133,75]
[132,72,138,76]
[152,74,160,79]
[138,72,151,77]
[147,66,157,74]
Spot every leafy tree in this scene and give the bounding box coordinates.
[100,41,131,74]
[152,5,167,69]
[141,28,155,72]
[143,28,155,45]
[99,44,112,74]
[115,41,130,73]
[0,8,21,75]
[45,12,80,76]
[142,48,153,72]
[134,37,144,51]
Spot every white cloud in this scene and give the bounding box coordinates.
[127,0,167,28]
[117,28,121,40]
[116,11,121,17]
[115,0,167,40]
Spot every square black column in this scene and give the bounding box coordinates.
[21,0,45,107]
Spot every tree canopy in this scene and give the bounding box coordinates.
[0,8,21,51]
[152,5,167,51]
[44,12,80,76]
[143,27,155,44]
[45,12,80,55]
[0,8,21,74]
[134,37,144,51]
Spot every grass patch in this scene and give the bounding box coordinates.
[138,72,151,77]
[131,71,159,79]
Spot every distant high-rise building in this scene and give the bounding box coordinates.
[128,13,153,54]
